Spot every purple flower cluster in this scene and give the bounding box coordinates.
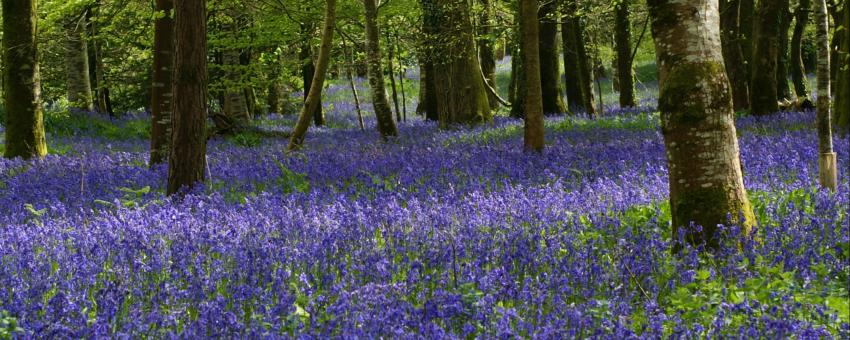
[1,106,848,338]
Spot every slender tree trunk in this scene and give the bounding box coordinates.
[267,50,285,114]
[836,2,849,134]
[222,50,250,125]
[561,7,583,112]
[740,0,755,68]
[539,0,567,114]
[342,39,365,129]
[364,0,399,139]
[521,0,544,151]
[150,0,175,166]
[167,0,207,195]
[791,0,812,102]
[563,0,597,116]
[478,0,499,110]
[385,31,402,122]
[750,0,782,115]
[87,0,112,116]
[399,65,408,121]
[648,0,755,249]
[66,14,94,112]
[777,1,794,101]
[418,0,440,121]
[829,5,844,93]
[720,0,751,110]
[300,24,324,127]
[510,14,527,119]
[2,0,47,159]
[288,0,336,150]
[430,0,492,127]
[814,0,837,190]
[615,0,636,108]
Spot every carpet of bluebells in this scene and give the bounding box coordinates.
[1,78,849,338]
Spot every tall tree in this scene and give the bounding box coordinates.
[720,0,751,111]
[777,0,794,102]
[648,0,755,248]
[429,0,491,127]
[364,0,399,139]
[790,0,812,104]
[539,0,567,114]
[562,0,596,116]
[150,0,175,166]
[288,0,337,150]
[167,0,208,195]
[750,0,782,115]
[814,0,837,190]
[300,24,324,127]
[836,0,850,134]
[614,0,636,108]
[478,0,499,110]
[65,14,94,112]
[521,0,544,151]
[2,0,47,159]
[417,0,440,121]
[561,3,583,112]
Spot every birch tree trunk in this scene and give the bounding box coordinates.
[521,0,544,151]
[813,0,837,191]
[288,0,336,150]
[648,0,755,249]
[150,0,175,166]
[364,0,399,139]
[167,0,207,195]
[2,0,47,159]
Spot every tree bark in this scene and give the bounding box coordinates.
[288,0,336,150]
[790,0,812,102]
[478,0,499,110]
[2,0,47,159]
[814,0,837,190]
[740,0,755,67]
[510,13,527,119]
[539,0,567,114]
[364,0,399,139]
[430,0,492,127]
[167,0,208,195]
[720,0,751,111]
[418,0,439,121]
[385,31,402,122]
[300,24,324,127]
[562,0,596,116]
[648,0,755,249]
[65,14,94,112]
[750,0,782,115]
[150,0,175,166]
[222,50,250,125]
[521,0,544,151]
[561,6,583,112]
[615,0,636,108]
[777,1,793,101]
[836,1,849,134]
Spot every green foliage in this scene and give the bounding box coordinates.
[226,131,264,148]
[0,311,23,340]
[95,186,156,209]
[275,161,310,194]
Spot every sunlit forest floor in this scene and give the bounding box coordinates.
[1,68,848,337]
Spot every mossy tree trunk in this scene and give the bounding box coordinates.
[539,0,567,115]
[65,14,94,112]
[430,0,491,128]
[750,0,782,115]
[521,0,544,151]
[150,0,175,166]
[167,0,208,195]
[615,0,636,108]
[288,0,336,150]
[478,0,499,110]
[364,0,399,139]
[814,0,837,190]
[790,0,812,102]
[720,0,751,111]
[777,1,794,102]
[648,0,755,249]
[2,0,47,160]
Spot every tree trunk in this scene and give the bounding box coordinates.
[288,0,336,150]
[150,0,175,166]
[648,0,755,249]
[720,0,751,111]
[814,0,837,190]
[836,1,849,134]
[521,0,544,151]
[2,0,47,159]
[222,50,250,125]
[777,1,793,101]
[300,24,324,127]
[510,15,527,119]
[790,0,812,102]
[563,0,596,116]
[430,0,492,127]
[561,7,583,112]
[539,0,567,114]
[267,51,285,114]
[740,0,755,67]
[364,0,399,139]
[750,0,781,115]
[418,0,440,121]
[167,0,207,195]
[478,0,499,110]
[615,0,636,108]
[65,14,94,112]
[385,31,402,123]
